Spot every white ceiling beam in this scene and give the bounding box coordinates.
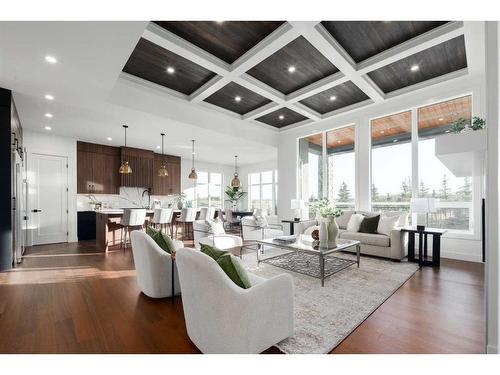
[357,21,465,75]
[289,102,322,121]
[286,71,348,103]
[298,22,385,103]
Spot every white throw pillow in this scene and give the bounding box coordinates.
[253,215,268,228]
[346,214,364,232]
[336,210,354,229]
[206,218,225,235]
[377,214,400,236]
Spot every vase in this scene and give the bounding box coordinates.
[177,200,183,210]
[319,221,328,247]
[326,216,339,247]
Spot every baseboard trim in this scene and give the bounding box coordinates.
[441,250,483,263]
[487,344,498,354]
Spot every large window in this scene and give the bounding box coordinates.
[248,170,278,214]
[327,125,355,210]
[417,96,473,232]
[196,171,222,208]
[371,111,412,215]
[298,133,323,205]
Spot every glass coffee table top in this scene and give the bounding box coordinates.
[257,235,360,255]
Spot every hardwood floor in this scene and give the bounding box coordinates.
[0,241,485,354]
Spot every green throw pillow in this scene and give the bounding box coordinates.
[146,226,175,254]
[200,243,228,261]
[359,215,380,234]
[216,254,252,289]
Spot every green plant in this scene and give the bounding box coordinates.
[174,192,187,204]
[471,116,486,131]
[450,117,468,134]
[309,198,343,218]
[224,186,246,208]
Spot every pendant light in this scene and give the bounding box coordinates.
[231,155,241,190]
[119,125,132,174]
[158,133,168,177]
[188,139,197,180]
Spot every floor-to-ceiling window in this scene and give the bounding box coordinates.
[417,95,473,232]
[371,111,413,215]
[196,171,222,208]
[298,133,323,205]
[248,170,278,214]
[327,125,355,210]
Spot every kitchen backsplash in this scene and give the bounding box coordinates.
[77,187,179,211]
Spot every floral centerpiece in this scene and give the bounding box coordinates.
[309,198,343,247]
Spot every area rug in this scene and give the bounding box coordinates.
[241,250,419,354]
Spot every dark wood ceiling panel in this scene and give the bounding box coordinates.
[154,21,285,64]
[247,36,339,95]
[367,36,467,94]
[255,107,308,128]
[321,21,449,63]
[204,82,272,115]
[123,38,217,96]
[299,81,369,114]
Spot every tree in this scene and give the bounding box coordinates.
[457,177,472,201]
[337,182,351,202]
[440,174,451,200]
[371,183,379,202]
[386,193,392,202]
[432,189,437,198]
[419,180,429,197]
[399,177,412,201]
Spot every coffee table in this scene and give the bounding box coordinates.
[256,235,361,286]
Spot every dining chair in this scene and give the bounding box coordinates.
[151,208,173,236]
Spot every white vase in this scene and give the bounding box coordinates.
[326,216,339,247]
[319,221,328,247]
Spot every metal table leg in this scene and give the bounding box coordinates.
[319,253,325,287]
[356,244,360,267]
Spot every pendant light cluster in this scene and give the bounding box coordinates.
[119,125,132,174]
[188,139,197,180]
[231,155,241,190]
[158,133,168,177]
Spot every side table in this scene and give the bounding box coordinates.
[400,227,446,267]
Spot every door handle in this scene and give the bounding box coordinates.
[32,209,42,213]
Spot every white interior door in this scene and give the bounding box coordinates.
[30,153,68,245]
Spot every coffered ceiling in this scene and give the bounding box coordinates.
[119,21,476,130]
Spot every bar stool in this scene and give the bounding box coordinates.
[151,208,173,236]
[175,208,197,240]
[198,207,209,221]
[120,209,147,249]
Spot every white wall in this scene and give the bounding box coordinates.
[278,73,486,262]
[23,130,78,243]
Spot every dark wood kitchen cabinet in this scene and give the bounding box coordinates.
[152,154,181,195]
[120,147,154,189]
[77,142,120,194]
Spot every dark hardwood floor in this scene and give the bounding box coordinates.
[0,241,485,354]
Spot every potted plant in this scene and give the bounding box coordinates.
[310,198,343,247]
[450,116,486,133]
[224,186,246,211]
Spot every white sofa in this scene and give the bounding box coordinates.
[299,211,408,261]
[193,219,243,254]
[176,247,294,353]
[241,215,284,241]
[130,231,184,298]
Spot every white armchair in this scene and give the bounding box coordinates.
[130,231,184,298]
[176,247,294,353]
[193,219,243,256]
[241,216,284,241]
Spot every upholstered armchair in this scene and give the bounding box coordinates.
[193,219,243,256]
[241,216,284,241]
[130,231,184,298]
[175,247,294,353]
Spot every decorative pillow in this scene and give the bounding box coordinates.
[206,218,225,235]
[200,243,228,261]
[336,210,354,229]
[253,215,268,228]
[216,253,252,289]
[346,214,364,232]
[146,226,175,254]
[377,214,400,236]
[359,215,380,234]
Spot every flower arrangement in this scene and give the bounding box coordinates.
[309,198,343,218]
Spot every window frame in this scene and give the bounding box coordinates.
[248,170,278,214]
[195,171,223,208]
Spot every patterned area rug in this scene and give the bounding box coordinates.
[242,249,419,354]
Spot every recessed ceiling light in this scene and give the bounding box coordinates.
[445,130,450,133]
[439,117,444,121]
[44,126,52,131]
[166,66,175,74]
[337,140,342,144]
[156,145,161,149]
[44,113,53,118]
[106,137,113,141]
[393,139,398,143]
[288,66,296,73]
[45,94,54,101]
[380,130,385,134]
[215,21,225,24]
[235,96,242,102]
[45,55,57,64]
[410,64,419,72]
[279,115,285,120]
[329,95,337,101]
